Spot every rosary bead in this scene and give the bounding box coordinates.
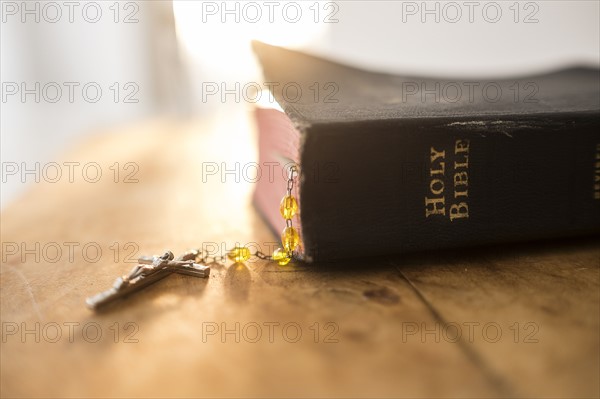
[227,245,251,262]
[279,195,298,219]
[272,248,291,265]
[281,226,300,252]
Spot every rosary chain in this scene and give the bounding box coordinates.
[284,165,297,257]
[187,164,299,266]
[254,250,273,260]
[190,249,273,265]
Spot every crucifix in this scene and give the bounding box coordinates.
[86,250,210,310]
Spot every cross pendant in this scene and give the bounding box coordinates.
[86,250,210,310]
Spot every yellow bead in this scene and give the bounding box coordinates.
[279,195,298,219]
[281,226,300,252]
[227,245,251,262]
[272,248,291,266]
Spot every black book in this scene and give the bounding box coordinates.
[252,41,600,262]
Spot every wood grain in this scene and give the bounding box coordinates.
[1,113,598,398]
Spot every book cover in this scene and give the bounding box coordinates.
[252,41,600,262]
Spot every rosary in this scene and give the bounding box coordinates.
[86,166,301,310]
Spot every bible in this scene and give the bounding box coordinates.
[251,41,600,262]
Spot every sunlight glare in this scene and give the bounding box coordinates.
[172,1,329,77]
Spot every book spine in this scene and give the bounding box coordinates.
[298,112,600,261]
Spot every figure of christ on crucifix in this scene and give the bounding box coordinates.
[86,250,210,310]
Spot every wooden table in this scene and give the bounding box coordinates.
[1,112,599,398]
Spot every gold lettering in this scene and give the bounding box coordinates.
[452,139,470,218]
[454,171,468,186]
[430,148,446,176]
[454,156,469,169]
[425,197,446,217]
[425,147,447,216]
[430,179,444,195]
[449,202,469,221]
[430,162,445,176]
[455,139,470,153]
[454,189,468,199]
[430,147,445,162]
